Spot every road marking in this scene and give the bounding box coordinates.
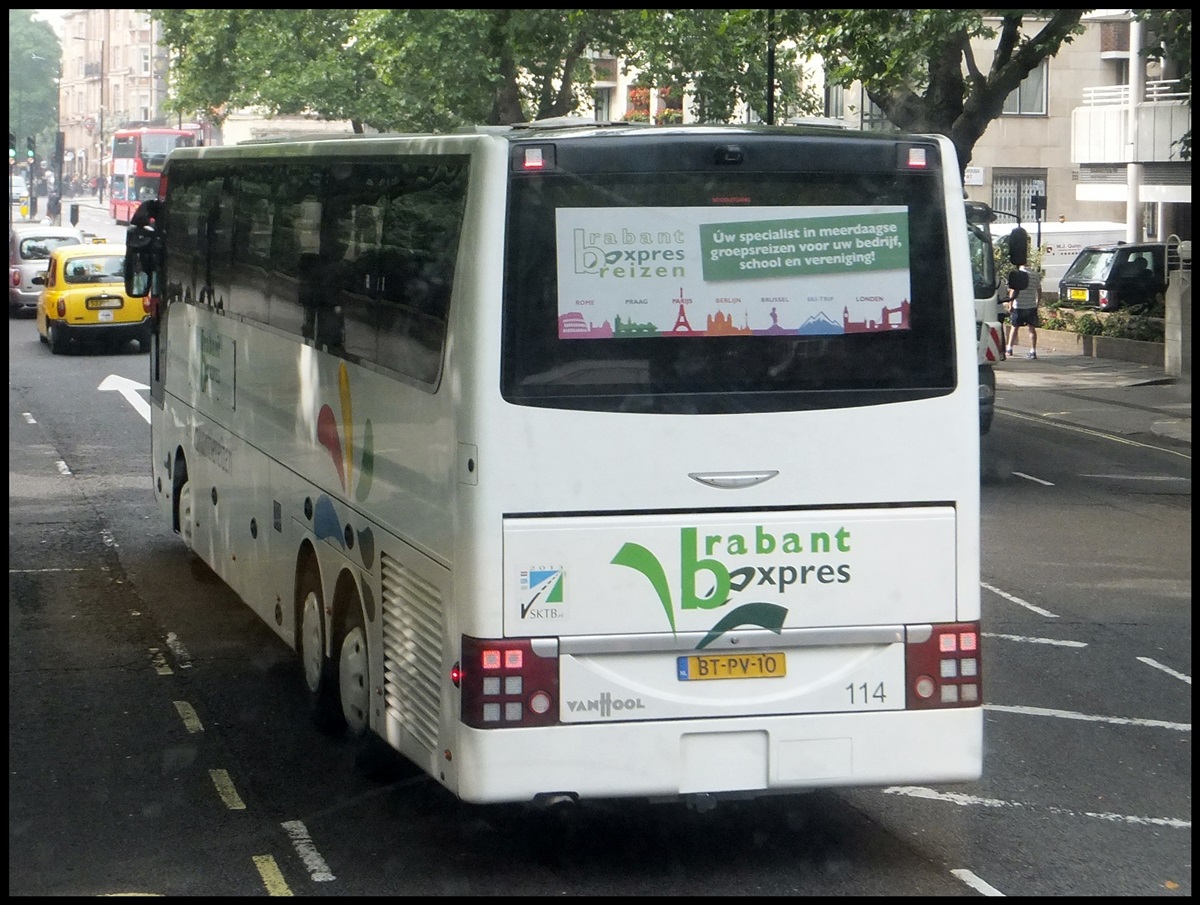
[983,631,1086,648]
[98,374,151,424]
[1012,471,1054,485]
[281,820,336,882]
[22,412,36,424]
[101,528,118,548]
[999,408,1191,460]
[253,855,294,896]
[147,647,174,676]
[951,869,1005,896]
[56,460,72,475]
[1137,657,1191,685]
[985,703,1190,731]
[884,786,1191,828]
[165,632,193,669]
[1079,473,1189,481]
[9,567,91,573]
[209,769,247,810]
[173,701,204,733]
[981,581,1059,618]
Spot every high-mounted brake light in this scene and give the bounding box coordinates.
[906,147,928,169]
[522,148,546,170]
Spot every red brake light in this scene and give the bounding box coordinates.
[906,622,981,709]
[460,636,559,729]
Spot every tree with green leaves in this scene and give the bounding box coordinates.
[154,9,645,133]
[9,10,62,157]
[783,10,1090,173]
[1135,8,1191,159]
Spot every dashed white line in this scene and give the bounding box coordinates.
[951,869,1005,896]
[281,820,336,882]
[56,460,72,475]
[165,632,193,669]
[981,581,1059,618]
[983,632,1086,648]
[1012,471,1054,486]
[985,703,1190,732]
[173,701,204,733]
[884,786,1190,828]
[22,412,36,424]
[1137,657,1191,685]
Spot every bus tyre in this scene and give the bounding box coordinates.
[177,479,196,551]
[336,601,370,740]
[299,563,345,735]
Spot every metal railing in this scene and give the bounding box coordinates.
[1081,79,1189,106]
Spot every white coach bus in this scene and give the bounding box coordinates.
[124,121,983,807]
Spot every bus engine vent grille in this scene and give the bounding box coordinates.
[380,552,443,753]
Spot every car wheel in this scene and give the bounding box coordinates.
[298,560,345,735]
[48,322,69,355]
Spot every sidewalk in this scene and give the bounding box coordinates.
[994,334,1191,447]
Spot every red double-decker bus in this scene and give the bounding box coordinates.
[109,127,197,224]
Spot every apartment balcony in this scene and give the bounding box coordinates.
[1071,79,1191,164]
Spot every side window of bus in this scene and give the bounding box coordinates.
[268,165,320,339]
[374,161,469,386]
[232,176,274,324]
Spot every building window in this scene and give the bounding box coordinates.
[139,95,151,122]
[859,89,897,131]
[140,49,151,76]
[594,87,612,122]
[825,84,844,120]
[992,170,1047,223]
[1002,59,1047,115]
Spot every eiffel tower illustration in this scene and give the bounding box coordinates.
[671,303,694,332]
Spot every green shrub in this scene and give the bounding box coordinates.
[1074,313,1105,335]
[1100,312,1165,342]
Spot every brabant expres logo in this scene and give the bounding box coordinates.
[612,524,852,649]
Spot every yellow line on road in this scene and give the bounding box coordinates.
[209,769,247,809]
[253,855,294,896]
[999,408,1191,460]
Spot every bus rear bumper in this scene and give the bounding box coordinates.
[449,707,982,805]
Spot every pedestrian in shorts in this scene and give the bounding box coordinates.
[1005,264,1042,360]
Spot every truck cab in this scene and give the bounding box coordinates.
[965,201,1003,434]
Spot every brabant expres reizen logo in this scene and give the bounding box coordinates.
[612,524,852,649]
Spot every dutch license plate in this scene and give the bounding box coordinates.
[1069,287,1088,301]
[87,296,123,310]
[677,651,787,681]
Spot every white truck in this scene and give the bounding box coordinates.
[966,202,1005,434]
[990,220,1126,293]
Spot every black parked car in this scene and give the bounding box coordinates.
[1058,241,1168,312]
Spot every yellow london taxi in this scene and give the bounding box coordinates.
[35,242,152,354]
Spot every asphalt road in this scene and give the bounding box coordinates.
[7,306,1191,896]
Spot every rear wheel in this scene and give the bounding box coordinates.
[336,601,370,739]
[176,479,195,551]
[298,561,344,734]
[48,322,69,355]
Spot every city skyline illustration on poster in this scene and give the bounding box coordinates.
[556,205,912,339]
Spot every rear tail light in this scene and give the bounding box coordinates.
[1099,289,1112,309]
[56,299,66,318]
[905,623,981,709]
[11,269,19,288]
[458,636,559,728]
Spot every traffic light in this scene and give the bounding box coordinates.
[1031,193,1047,216]
[26,136,35,161]
[8,132,15,163]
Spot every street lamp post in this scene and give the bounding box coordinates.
[73,35,105,207]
